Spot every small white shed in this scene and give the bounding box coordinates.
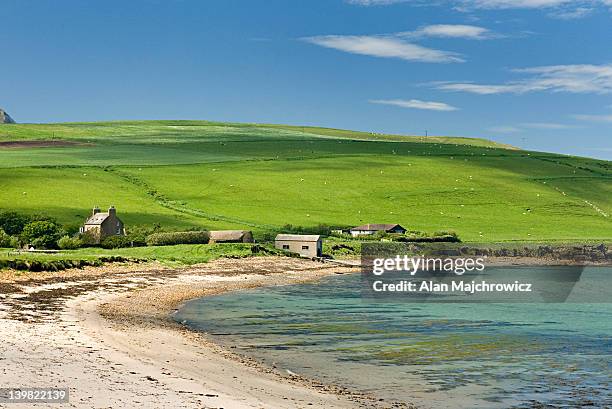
[274,234,322,257]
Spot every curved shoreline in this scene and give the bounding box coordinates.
[2,255,606,408]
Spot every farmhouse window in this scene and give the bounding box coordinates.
[283,245,289,250]
[302,245,309,250]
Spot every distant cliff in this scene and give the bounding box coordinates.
[0,108,15,123]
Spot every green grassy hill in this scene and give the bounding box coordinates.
[0,120,610,242]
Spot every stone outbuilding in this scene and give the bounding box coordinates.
[209,230,254,243]
[80,206,125,244]
[274,234,322,258]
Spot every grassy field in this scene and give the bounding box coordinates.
[1,120,610,242]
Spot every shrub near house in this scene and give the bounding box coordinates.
[100,235,136,249]
[0,211,31,236]
[57,236,83,250]
[146,231,210,246]
[0,229,19,248]
[21,221,63,249]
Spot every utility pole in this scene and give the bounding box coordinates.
[425,130,428,137]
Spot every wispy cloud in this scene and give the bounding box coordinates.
[487,122,577,134]
[572,105,612,122]
[436,64,612,94]
[573,113,612,122]
[466,0,612,10]
[303,24,496,63]
[487,125,522,133]
[346,0,612,19]
[346,0,573,6]
[303,35,464,63]
[548,6,594,18]
[400,24,494,39]
[436,83,519,94]
[466,0,574,9]
[521,122,578,129]
[370,98,459,111]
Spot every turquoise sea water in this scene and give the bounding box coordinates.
[175,267,611,408]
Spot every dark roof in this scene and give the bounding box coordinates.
[275,234,321,242]
[84,213,110,225]
[350,224,404,232]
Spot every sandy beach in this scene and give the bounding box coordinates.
[1,254,607,408]
[0,257,409,409]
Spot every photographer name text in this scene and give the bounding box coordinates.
[371,280,533,294]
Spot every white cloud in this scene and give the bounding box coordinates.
[437,63,612,94]
[467,0,573,9]
[516,64,612,93]
[467,0,610,10]
[345,0,612,19]
[370,98,459,111]
[303,35,464,63]
[573,113,612,122]
[400,24,493,39]
[548,6,594,18]
[304,24,494,63]
[437,83,522,94]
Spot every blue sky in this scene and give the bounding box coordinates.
[2,0,611,159]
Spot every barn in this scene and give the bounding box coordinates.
[209,230,254,243]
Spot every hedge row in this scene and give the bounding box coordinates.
[145,231,210,246]
[0,256,138,272]
[330,231,461,243]
[100,235,145,249]
[396,234,461,243]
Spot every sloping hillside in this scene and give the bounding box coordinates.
[0,120,610,242]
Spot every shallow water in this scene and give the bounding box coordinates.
[175,267,611,408]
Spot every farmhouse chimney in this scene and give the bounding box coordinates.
[92,206,101,216]
[108,206,116,216]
